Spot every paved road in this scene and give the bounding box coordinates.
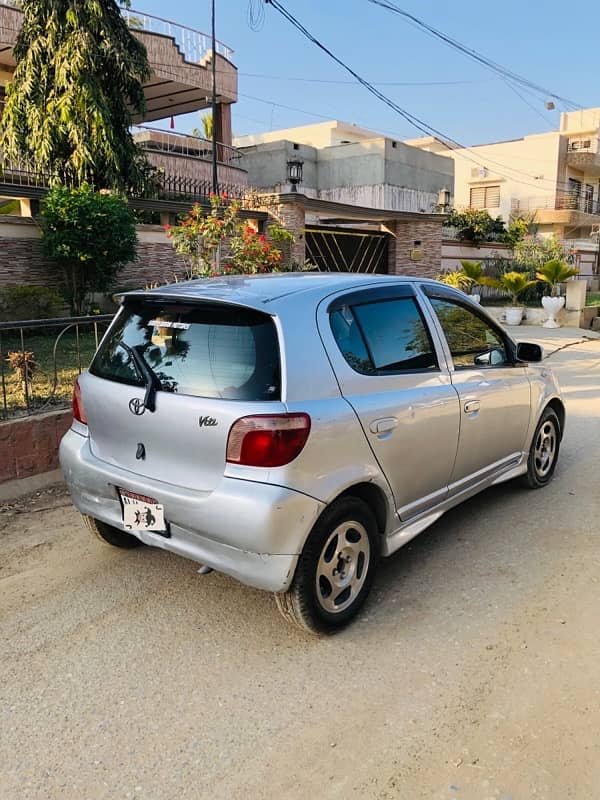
[2,335,599,800]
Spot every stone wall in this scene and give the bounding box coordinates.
[0,220,190,291]
[0,409,71,485]
[387,219,443,278]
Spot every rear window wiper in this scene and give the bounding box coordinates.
[117,341,161,413]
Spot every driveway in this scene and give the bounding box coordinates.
[1,333,600,800]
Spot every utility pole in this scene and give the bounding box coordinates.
[211,0,219,196]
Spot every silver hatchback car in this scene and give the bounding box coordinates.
[60,273,564,633]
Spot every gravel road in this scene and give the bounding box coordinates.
[1,337,599,800]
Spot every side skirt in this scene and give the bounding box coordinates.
[381,456,527,557]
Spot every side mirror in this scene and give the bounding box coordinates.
[516,342,543,363]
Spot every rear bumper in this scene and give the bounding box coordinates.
[59,429,325,592]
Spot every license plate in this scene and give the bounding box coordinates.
[119,489,166,532]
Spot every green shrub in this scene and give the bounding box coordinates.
[0,285,65,321]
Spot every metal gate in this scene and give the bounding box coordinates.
[305,225,389,273]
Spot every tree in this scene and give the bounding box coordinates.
[0,0,151,193]
[513,235,567,271]
[40,185,138,315]
[191,114,213,140]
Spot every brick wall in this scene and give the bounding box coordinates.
[0,409,71,485]
[269,200,306,265]
[387,218,443,278]
[0,220,190,290]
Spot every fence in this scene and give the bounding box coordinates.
[0,314,114,420]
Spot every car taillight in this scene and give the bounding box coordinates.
[73,379,88,425]
[227,414,311,467]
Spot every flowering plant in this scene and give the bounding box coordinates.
[166,192,290,278]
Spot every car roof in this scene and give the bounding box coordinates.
[124,272,438,312]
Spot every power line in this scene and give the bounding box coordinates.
[146,59,568,192]
[262,0,563,191]
[366,0,581,111]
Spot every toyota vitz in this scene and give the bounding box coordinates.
[60,273,564,634]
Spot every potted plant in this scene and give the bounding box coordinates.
[460,259,485,303]
[484,271,538,325]
[536,259,579,328]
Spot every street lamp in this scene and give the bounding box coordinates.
[286,158,304,192]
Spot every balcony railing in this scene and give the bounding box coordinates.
[132,125,242,166]
[0,156,247,204]
[0,2,234,63]
[526,193,600,217]
[567,138,600,154]
[123,8,233,62]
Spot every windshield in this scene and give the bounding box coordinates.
[90,299,281,402]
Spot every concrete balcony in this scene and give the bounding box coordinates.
[132,126,248,190]
[566,139,600,175]
[0,2,237,129]
[526,192,600,226]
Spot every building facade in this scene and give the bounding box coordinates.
[236,121,454,215]
[406,108,600,257]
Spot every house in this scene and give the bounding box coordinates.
[235,120,454,215]
[406,108,600,269]
[0,1,247,207]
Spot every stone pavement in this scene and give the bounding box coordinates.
[507,324,600,356]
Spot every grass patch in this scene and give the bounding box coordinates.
[586,292,600,307]
[0,326,108,417]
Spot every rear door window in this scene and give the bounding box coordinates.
[90,300,280,401]
[330,297,438,375]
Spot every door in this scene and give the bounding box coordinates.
[83,297,284,492]
[424,289,531,491]
[320,285,461,519]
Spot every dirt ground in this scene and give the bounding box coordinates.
[1,336,599,800]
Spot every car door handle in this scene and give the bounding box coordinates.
[369,417,398,434]
[464,400,481,414]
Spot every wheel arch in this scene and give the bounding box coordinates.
[545,397,566,439]
[333,481,389,537]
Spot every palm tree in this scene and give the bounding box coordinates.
[485,271,538,306]
[191,114,214,141]
[536,259,579,297]
[0,0,151,193]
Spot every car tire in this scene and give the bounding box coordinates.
[82,514,145,549]
[521,407,561,490]
[275,497,379,635]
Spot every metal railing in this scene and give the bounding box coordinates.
[123,7,233,61]
[0,315,113,419]
[0,2,234,62]
[567,138,600,154]
[132,125,243,166]
[0,157,248,205]
[141,173,247,203]
[526,194,600,216]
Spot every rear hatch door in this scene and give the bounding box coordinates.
[82,297,283,492]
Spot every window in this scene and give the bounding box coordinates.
[330,297,437,375]
[469,185,500,209]
[428,297,509,369]
[91,300,280,401]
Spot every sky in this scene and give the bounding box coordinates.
[135,0,600,145]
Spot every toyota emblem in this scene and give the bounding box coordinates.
[129,398,146,416]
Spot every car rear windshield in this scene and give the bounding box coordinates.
[90,299,281,401]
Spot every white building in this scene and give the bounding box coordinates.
[406,108,600,254]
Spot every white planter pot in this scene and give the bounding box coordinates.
[541,295,565,328]
[505,306,524,326]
